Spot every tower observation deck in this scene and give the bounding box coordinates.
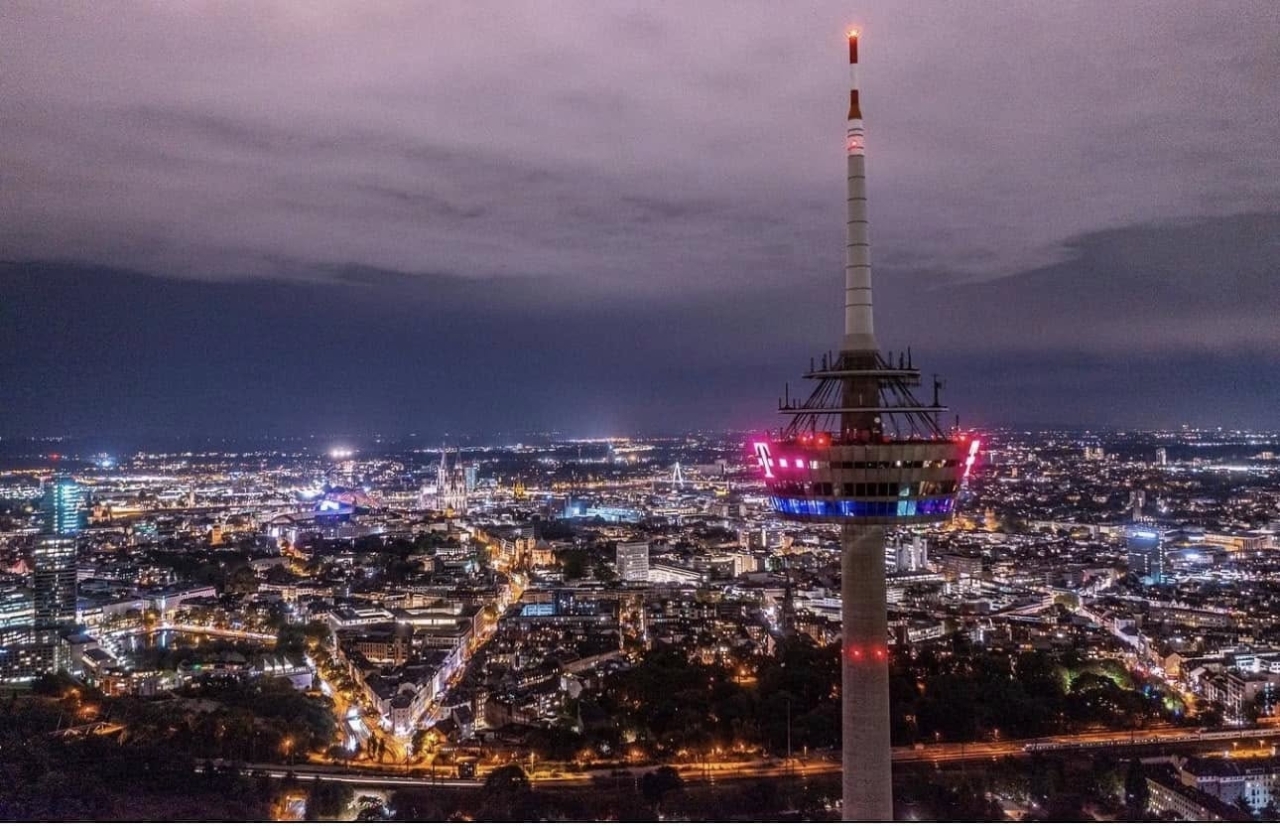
[753,351,978,524]
[751,29,977,821]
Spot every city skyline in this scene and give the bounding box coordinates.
[5,426,1280,820]
[4,2,1280,438]
[4,4,1280,821]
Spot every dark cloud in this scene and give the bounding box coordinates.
[4,2,1278,287]
[1,3,1278,436]
[880,212,1280,355]
[3,212,1277,438]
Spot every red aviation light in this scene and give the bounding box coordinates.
[845,644,888,664]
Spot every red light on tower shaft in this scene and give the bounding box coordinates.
[845,643,888,664]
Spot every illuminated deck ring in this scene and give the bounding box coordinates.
[754,436,976,525]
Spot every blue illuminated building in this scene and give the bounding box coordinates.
[33,476,82,674]
[43,476,82,535]
[559,497,642,524]
[1125,525,1168,584]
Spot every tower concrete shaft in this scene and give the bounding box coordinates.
[841,30,891,821]
[761,28,967,821]
[842,525,892,820]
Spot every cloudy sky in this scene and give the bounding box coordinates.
[3,1,1278,440]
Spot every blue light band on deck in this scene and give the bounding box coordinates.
[768,497,954,518]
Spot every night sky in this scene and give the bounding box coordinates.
[3,2,1279,440]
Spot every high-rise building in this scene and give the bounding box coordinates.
[1126,526,1168,583]
[31,477,82,674]
[33,535,77,631]
[1131,489,1148,522]
[0,588,34,648]
[887,534,929,574]
[615,541,650,582]
[43,475,83,535]
[753,30,975,820]
[1155,447,1168,466]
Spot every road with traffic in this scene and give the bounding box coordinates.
[213,724,1280,791]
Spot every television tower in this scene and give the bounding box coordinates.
[751,29,978,820]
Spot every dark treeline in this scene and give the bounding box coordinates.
[523,636,1187,765]
[1,674,339,820]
